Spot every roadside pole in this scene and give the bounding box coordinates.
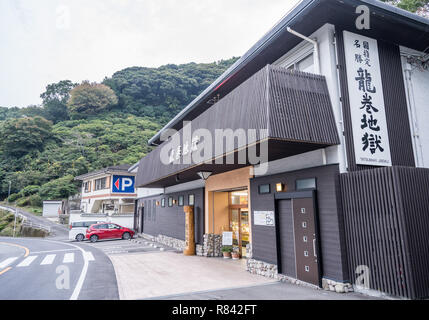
[13,207,17,237]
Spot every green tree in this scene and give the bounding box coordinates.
[381,0,428,12]
[67,81,118,118]
[38,175,77,200]
[0,116,53,156]
[41,80,77,123]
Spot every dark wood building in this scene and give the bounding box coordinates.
[135,0,429,299]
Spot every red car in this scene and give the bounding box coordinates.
[86,223,134,243]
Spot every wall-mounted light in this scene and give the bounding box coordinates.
[276,183,285,192]
[197,171,212,181]
[173,199,177,205]
[156,201,160,206]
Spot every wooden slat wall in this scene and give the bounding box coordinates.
[340,166,429,299]
[137,188,205,244]
[137,65,339,187]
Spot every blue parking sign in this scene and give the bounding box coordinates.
[112,175,135,193]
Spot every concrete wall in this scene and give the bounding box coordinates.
[401,46,429,169]
[69,212,134,229]
[42,201,62,217]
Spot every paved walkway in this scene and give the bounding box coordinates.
[109,251,277,300]
[108,250,377,300]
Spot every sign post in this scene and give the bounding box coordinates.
[183,206,195,256]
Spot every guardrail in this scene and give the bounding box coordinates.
[21,220,51,233]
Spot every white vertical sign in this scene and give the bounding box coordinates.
[343,31,392,166]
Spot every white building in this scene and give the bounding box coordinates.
[71,164,137,228]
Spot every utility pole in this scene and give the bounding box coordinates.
[13,207,17,238]
[8,181,11,200]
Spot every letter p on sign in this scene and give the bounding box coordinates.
[112,175,135,193]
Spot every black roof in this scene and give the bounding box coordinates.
[74,164,132,181]
[148,0,429,146]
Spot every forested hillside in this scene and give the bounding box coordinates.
[0,57,238,205]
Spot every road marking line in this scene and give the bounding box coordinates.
[0,267,12,275]
[40,254,56,265]
[83,251,95,261]
[17,256,37,267]
[0,242,30,257]
[31,249,78,254]
[44,239,93,300]
[63,253,74,263]
[0,257,18,269]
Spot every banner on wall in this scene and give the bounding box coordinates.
[343,31,392,167]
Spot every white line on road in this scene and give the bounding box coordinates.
[31,249,78,255]
[17,256,37,267]
[40,254,56,265]
[83,251,95,261]
[0,257,18,269]
[44,239,95,300]
[63,253,74,263]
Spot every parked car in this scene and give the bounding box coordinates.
[86,223,134,243]
[69,221,101,242]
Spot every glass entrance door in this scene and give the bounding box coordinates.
[229,190,249,258]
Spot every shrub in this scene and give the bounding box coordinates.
[20,185,40,197]
[16,197,30,207]
[7,193,20,203]
[29,194,42,207]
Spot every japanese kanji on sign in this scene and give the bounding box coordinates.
[343,31,392,167]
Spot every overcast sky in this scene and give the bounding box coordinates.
[0,0,300,108]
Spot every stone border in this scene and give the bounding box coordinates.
[139,233,185,251]
[246,258,353,293]
[196,234,222,257]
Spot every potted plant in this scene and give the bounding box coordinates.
[232,248,240,260]
[222,245,232,259]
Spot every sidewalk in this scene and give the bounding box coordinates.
[107,245,377,300]
[109,250,277,300]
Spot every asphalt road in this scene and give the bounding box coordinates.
[0,205,69,240]
[0,237,118,300]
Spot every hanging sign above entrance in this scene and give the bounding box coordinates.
[343,31,392,167]
[253,211,275,227]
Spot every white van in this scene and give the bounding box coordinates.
[69,221,102,241]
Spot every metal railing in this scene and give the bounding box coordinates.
[21,220,51,233]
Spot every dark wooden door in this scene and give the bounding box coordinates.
[277,195,320,286]
[292,197,319,286]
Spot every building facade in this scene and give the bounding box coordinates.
[134,0,429,299]
[72,165,137,228]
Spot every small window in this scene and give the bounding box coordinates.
[302,222,307,228]
[161,198,165,207]
[178,195,184,206]
[168,197,173,207]
[258,184,270,194]
[188,194,195,206]
[94,177,107,191]
[296,178,316,191]
[303,236,308,243]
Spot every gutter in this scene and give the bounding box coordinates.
[286,26,320,74]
